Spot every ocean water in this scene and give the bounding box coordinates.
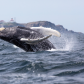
[0,33,84,84]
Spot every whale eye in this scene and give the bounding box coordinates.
[0,27,5,31]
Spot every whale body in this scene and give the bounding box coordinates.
[0,26,61,52]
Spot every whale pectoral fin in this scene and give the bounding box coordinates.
[31,27,61,37]
[20,35,52,44]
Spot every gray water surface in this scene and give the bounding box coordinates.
[0,33,84,84]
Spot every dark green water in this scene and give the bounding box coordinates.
[0,33,84,84]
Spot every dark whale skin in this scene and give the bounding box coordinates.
[0,26,55,52]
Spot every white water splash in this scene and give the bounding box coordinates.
[13,45,25,52]
[48,34,76,52]
[62,37,75,51]
[13,45,18,48]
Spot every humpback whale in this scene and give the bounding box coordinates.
[0,26,61,52]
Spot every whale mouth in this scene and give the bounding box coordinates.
[20,35,52,44]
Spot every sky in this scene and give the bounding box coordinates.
[0,0,84,33]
